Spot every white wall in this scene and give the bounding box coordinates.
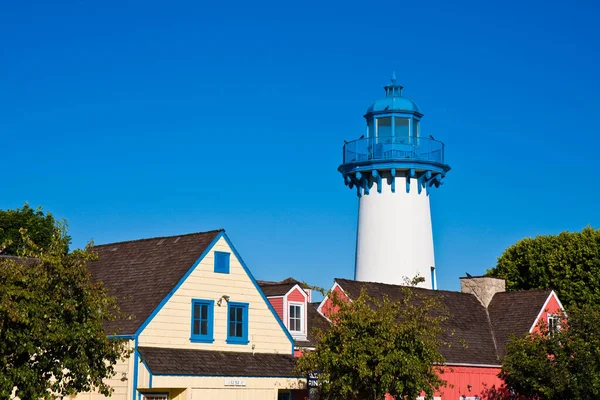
[355,175,436,289]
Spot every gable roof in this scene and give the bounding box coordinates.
[487,289,553,358]
[138,347,299,377]
[89,229,222,335]
[335,278,499,365]
[332,278,555,365]
[257,277,304,297]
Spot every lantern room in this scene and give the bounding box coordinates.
[364,72,422,143]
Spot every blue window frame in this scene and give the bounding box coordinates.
[190,299,214,343]
[227,302,249,344]
[214,251,231,274]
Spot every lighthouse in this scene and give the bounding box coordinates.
[338,74,450,289]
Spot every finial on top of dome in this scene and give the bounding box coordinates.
[384,72,403,97]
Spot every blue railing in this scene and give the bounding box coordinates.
[342,135,445,165]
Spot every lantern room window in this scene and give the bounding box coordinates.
[394,117,410,138]
[376,117,392,140]
[412,119,419,138]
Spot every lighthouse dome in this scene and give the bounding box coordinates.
[366,96,420,114]
[365,72,422,116]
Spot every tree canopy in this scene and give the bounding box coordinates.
[296,286,448,400]
[487,226,600,309]
[499,305,600,400]
[0,223,129,398]
[0,203,70,255]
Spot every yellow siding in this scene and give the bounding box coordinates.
[138,237,292,354]
[137,356,151,389]
[70,340,135,400]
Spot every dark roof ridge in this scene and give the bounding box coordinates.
[256,279,279,285]
[494,288,553,295]
[334,277,471,297]
[483,305,500,362]
[93,229,224,247]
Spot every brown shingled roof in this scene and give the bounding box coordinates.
[335,278,500,365]
[138,347,300,377]
[257,278,304,297]
[488,289,552,358]
[334,278,553,365]
[89,230,222,335]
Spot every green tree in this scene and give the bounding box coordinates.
[0,224,129,398]
[487,227,600,309]
[500,305,600,400]
[296,286,448,400]
[0,203,70,255]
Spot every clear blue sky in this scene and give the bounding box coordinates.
[2,0,599,293]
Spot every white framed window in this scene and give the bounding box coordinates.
[289,303,304,333]
[548,314,561,334]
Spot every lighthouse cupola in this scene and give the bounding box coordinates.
[338,74,450,289]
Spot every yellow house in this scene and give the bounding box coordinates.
[72,229,305,400]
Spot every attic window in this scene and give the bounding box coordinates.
[214,251,230,274]
[548,314,561,335]
[289,303,304,333]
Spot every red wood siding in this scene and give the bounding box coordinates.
[531,292,563,333]
[287,287,306,302]
[383,366,503,399]
[268,297,284,321]
[320,284,347,317]
[436,365,503,399]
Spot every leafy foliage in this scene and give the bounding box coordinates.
[0,203,70,255]
[487,226,600,309]
[500,305,600,400]
[0,223,129,398]
[296,286,448,400]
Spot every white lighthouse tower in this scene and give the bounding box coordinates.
[338,74,450,289]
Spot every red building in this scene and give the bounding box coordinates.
[258,278,329,357]
[316,276,564,399]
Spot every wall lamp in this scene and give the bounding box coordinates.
[217,295,230,307]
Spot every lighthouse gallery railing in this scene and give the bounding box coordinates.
[342,135,445,165]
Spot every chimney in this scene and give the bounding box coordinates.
[460,276,506,308]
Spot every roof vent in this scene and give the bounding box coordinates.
[110,247,118,252]
[173,237,181,243]
[157,239,166,245]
